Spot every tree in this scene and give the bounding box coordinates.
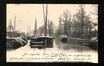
[55,15,64,36]
[71,17,81,38]
[38,20,54,35]
[61,10,72,36]
[55,10,72,37]
[38,25,44,35]
[72,5,93,39]
[48,20,54,35]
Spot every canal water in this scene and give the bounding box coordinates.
[6,39,98,63]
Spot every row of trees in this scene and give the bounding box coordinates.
[37,5,97,39]
[56,5,98,39]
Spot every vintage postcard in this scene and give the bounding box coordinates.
[6,4,98,63]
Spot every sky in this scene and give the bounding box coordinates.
[6,4,98,33]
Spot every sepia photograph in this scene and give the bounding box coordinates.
[6,4,98,63]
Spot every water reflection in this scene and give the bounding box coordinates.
[55,38,93,52]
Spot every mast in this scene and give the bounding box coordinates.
[43,4,48,36]
[34,17,37,36]
[43,4,45,35]
[45,4,48,36]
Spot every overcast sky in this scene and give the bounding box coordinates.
[6,4,98,33]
